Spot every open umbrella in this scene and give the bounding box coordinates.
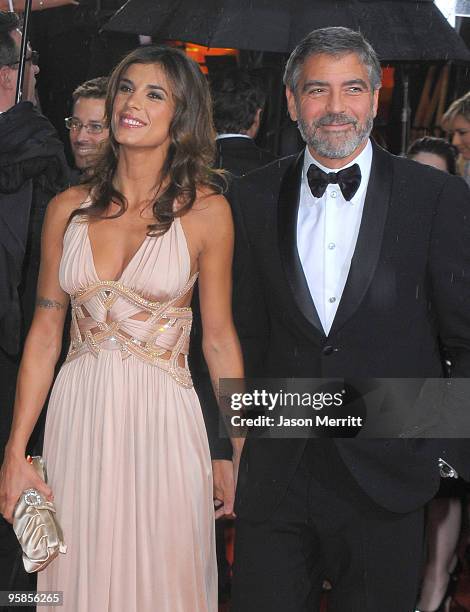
[105,0,470,62]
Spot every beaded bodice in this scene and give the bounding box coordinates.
[60,205,197,387]
[66,275,197,387]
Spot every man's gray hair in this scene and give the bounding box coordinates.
[0,11,20,67]
[284,27,382,94]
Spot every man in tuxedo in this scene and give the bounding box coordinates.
[210,68,275,176]
[212,27,470,611]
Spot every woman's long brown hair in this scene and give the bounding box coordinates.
[70,45,224,235]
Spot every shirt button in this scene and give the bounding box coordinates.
[328,242,336,250]
[329,297,336,303]
[330,191,338,198]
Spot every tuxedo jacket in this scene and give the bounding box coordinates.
[215,136,275,177]
[225,141,470,520]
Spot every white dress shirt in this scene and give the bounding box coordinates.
[296,139,373,335]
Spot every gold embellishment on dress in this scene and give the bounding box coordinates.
[66,274,198,388]
[100,290,117,311]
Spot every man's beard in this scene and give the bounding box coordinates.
[297,107,374,159]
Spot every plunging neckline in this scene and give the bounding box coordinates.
[86,223,151,284]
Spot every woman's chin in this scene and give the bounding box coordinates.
[115,134,145,147]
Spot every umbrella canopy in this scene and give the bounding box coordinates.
[104,0,470,62]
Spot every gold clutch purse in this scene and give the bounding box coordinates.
[13,456,67,573]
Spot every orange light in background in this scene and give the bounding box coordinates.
[165,41,238,73]
[382,66,395,89]
[378,67,395,122]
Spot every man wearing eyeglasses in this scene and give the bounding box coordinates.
[66,76,109,179]
[0,9,69,352]
[0,10,69,597]
[0,19,39,110]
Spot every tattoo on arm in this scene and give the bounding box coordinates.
[36,296,66,310]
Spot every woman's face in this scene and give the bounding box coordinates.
[112,62,175,152]
[411,151,449,173]
[449,114,470,160]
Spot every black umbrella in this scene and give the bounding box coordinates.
[105,0,470,62]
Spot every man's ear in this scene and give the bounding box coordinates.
[372,87,380,119]
[0,66,15,91]
[253,108,262,130]
[286,86,298,122]
[246,107,263,138]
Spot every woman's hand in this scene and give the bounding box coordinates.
[0,452,53,524]
[212,459,235,520]
[212,441,244,520]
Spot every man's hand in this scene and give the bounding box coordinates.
[212,459,236,519]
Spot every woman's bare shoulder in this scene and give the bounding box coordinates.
[185,191,233,253]
[46,185,91,222]
[190,188,231,220]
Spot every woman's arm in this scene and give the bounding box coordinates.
[194,193,245,517]
[0,187,83,522]
[0,0,77,11]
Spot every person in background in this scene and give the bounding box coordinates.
[66,76,109,182]
[59,77,109,370]
[0,8,69,601]
[408,136,464,612]
[0,10,38,108]
[190,67,276,604]
[442,92,470,186]
[210,68,275,177]
[408,136,457,174]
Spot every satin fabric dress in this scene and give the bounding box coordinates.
[37,210,217,612]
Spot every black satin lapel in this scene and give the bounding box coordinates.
[278,151,324,335]
[329,143,392,336]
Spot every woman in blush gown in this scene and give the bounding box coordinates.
[0,46,243,612]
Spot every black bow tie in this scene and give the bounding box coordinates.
[307,163,361,202]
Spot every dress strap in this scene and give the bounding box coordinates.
[170,272,198,305]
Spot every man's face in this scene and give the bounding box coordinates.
[449,114,470,161]
[69,97,109,170]
[286,52,379,166]
[10,29,39,105]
